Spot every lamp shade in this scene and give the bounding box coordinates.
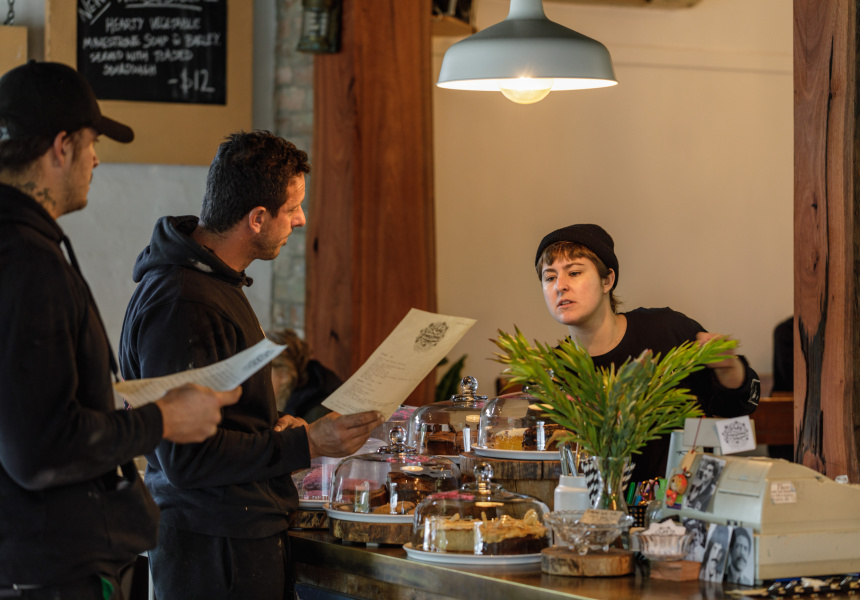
[437,0,617,101]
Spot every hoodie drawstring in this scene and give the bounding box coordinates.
[60,234,121,384]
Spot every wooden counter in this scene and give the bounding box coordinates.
[290,530,748,600]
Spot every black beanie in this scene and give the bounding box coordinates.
[535,224,619,290]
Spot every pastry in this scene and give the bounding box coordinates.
[423,509,547,555]
[491,428,526,450]
[476,509,548,555]
[372,501,417,515]
[387,471,440,504]
[426,431,457,455]
[522,423,569,451]
[423,514,479,552]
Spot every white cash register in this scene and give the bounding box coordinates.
[663,422,860,581]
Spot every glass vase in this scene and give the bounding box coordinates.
[591,456,630,514]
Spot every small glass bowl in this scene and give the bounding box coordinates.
[634,530,694,562]
[581,515,635,552]
[543,511,589,555]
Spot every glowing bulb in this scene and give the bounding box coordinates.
[498,78,554,104]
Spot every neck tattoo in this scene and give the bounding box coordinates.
[15,181,57,213]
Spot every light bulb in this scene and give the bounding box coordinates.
[498,78,554,104]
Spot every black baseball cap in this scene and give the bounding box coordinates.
[535,223,620,290]
[0,60,133,143]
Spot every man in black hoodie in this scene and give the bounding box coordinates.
[119,131,383,600]
[0,61,240,599]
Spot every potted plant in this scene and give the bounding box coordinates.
[492,328,737,512]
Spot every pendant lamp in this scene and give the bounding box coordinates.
[437,0,617,104]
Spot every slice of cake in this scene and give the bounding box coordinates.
[475,509,548,555]
[491,428,526,450]
[387,471,439,504]
[423,514,479,552]
[522,423,569,451]
[426,431,457,455]
[372,500,416,515]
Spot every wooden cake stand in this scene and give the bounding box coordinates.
[328,516,412,545]
[290,509,328,530]
[459,452,562,510]
[541,547,635,577]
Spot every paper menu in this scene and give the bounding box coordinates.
[114,338,286,408]
[322,309,476,420]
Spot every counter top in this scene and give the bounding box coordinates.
[290,530,750,600]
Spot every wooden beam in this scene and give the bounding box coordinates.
[306,0,437,406]
[0,25,27,75]
[793,0,860,480]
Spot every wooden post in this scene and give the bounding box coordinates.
[306,0,437,406]
[0,25,27,75]
[793,0,860,479]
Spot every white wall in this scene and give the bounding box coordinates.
[433,0,793,394]
[12,2,277,360]
[11,0,793,392]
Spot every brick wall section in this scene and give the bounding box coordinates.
[272,0,314,337]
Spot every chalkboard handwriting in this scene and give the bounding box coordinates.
[167,68,215,93]
[79,0,111,25]
[77,0,227,104]
[118,0,219,11]
[150,16,201,30]
[104,17,145,33]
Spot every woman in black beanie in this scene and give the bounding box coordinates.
[535,224,760,482]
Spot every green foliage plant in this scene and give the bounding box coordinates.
[492,328,738,460]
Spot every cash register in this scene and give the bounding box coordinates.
[663,421,860,581]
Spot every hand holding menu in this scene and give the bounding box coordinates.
[115,339,286,408]
[322,309,476,420]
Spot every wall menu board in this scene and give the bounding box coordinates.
[76,0,227,105]
[46,0,252,165]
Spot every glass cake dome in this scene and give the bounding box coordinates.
[292,438,387,504]
[477,386,572,452]
[406,376,489,456]
[328,427,460,516]
[412,462,550,555]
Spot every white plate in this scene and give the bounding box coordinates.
[298,499,327,510]
[402,543,542,565]
[439,455,461,465]
[472,446,560,461]
[323,503,414,524]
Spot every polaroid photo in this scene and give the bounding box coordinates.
[684,455,726,512]
[699,523,731,582]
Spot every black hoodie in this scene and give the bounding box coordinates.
[119,216,310,538]
[0,184,163,586]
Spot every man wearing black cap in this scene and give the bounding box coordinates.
[535,224,760,482]
[0,60,241,599]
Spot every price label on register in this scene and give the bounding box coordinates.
[580,509,625,525]
[770,481,798,504]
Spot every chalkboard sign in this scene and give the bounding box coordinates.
[76,0,227,105]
